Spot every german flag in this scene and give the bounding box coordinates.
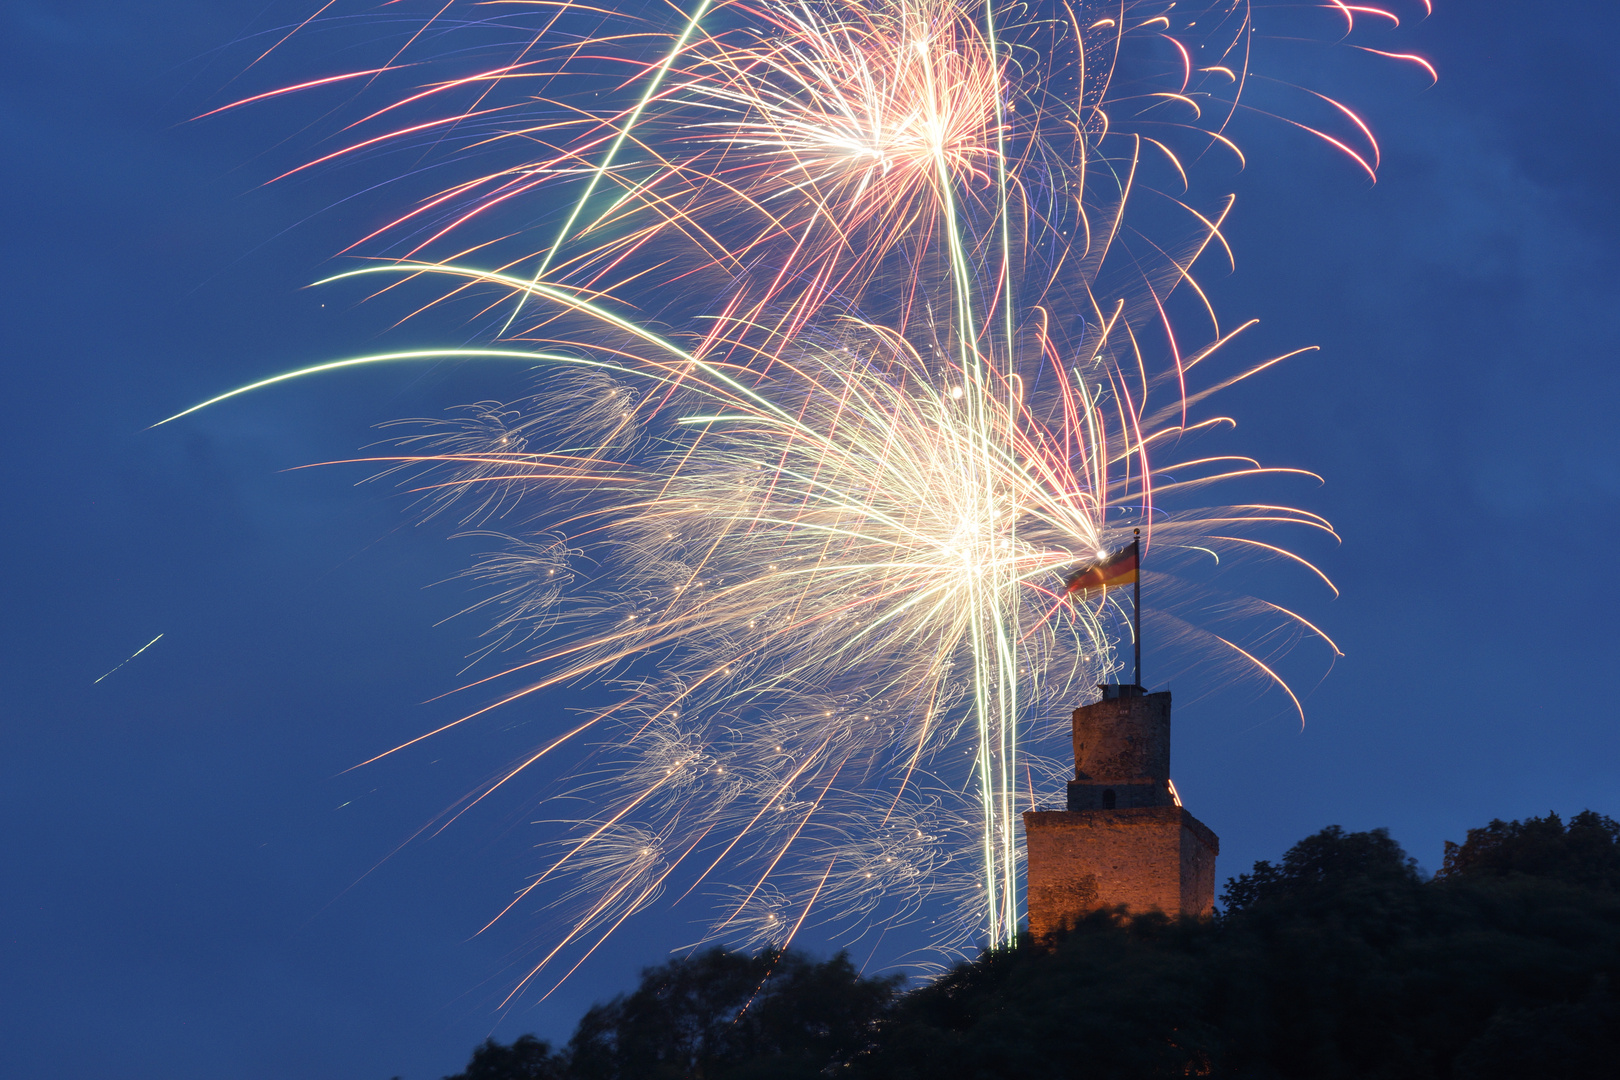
[1064,543,1138,595]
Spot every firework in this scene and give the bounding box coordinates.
[171,0,1430,992]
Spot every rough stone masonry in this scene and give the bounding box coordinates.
[1022,688,1219,940]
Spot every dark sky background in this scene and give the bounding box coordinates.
[3,2,1617,1077]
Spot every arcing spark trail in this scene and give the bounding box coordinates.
[170,0,1428,991]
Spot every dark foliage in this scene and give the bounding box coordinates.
[1450,978,1620,1079]
[444,1034,566,1080]
[567,945,902,1080]
[1437,809,1620,889]
[854,911,1217,1080]
[852,818,1620,1080]
[447,812,1620,1080]
[1219,825,1422,914]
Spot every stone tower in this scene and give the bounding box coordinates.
[1022,685,1219,939]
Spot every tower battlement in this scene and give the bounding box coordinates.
[1068,689,1177,811]
[1023,688,1218,939]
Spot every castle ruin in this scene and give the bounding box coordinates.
[1022,685,1219,938]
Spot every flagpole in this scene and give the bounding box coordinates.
[1132,528,1141,689]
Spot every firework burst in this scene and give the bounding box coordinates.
[171,0,1430,991]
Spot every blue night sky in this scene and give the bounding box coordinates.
[2,2,1617,1078]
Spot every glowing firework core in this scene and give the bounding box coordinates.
[174,0,1428,989]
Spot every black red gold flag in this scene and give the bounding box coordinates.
[1064,544,1139,595]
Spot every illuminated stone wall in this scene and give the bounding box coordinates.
[1023,691,1219,939]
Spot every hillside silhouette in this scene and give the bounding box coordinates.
[438,811,1620,1080]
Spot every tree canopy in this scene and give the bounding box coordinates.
[440,811,1620,1080]
[443,1035,565,1080]
[1437,809,1620,889]
[1219,824,1421,913]
[565,946,901,1080]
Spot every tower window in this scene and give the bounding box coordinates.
[1102,789,1116,810]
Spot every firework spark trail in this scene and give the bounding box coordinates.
[92,633,165,685]
[177,0,1430,988]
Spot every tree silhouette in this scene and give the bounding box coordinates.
[567,946,901,1080]
[1220,824,1422,914]
[1437,810,1620,889]
[443,1034,565,1080]
[435,811,1620,1080]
